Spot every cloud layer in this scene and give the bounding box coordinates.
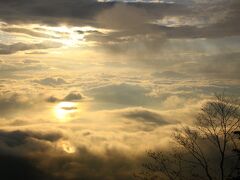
[0,0,239,179]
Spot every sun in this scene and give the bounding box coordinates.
[60,31,83,47]
[41,25,85,47]
[54,102,77,121]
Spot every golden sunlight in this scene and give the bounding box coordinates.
[41,25,98,47]
[53,26,83,47]
[0,0,239,179]
[54,102,77,121]
[57,140,76,154]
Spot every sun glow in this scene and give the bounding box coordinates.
[39,25,89,47]
[40,25,110,47]
[0,22,113,48]
[57,27,84,46]
[54,102,77,121]
[57,140,76,154]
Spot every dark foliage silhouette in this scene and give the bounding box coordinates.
[136,94,240,180]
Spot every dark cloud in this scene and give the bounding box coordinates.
[0,0,238,59]
[88,83,150,107]
[0,129,62,179]
[0,147,140,180]
[46,96,60,103]
[0,155,57,180]
[179,52,240,80]
[120,108,170,125]
[46,92,84,103]
[0,130,62,147]
[80,1,239,55]
[176,84,240,97]
[151,0,240,39]
[23,59,40,64]
[34,77,67,86]
[50,148,140,180]
[152,71,189,79]
[0,41,62,54]
[61,106,77,110]
[0,129,143,180]
[1,0,238,40]
[0,0,188,25]
[63,92,83,101]
[0,0,114,26]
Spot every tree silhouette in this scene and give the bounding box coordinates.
[136,94,240,180]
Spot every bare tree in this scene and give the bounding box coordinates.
[137,94,240,180]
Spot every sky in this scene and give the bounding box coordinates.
[0,0,240,179]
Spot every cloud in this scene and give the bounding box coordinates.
[0,93,33,117]
[34,77,67,86]
[0,0,112,26]
[0,0,239,179]
[161,95,187,109]
[88,83,150,107]
[90,0,240,50]
[0,0,238,61]
[0,41,62,54]
[25,51,48,55]
[1,27,56,38]
[0,129,64,179]
[0,130,63,147]
[151,1,240,39]
[0,60,48,73]
[178,52,240,80]
[0,128,143,180]
[46,96,60,103]
[96,3,149,30]
[23,59,40,64]
[46,92,84,103]
[0,155,56,180]
[61,106,78,110]
[118,107,170,125]
[63,92,83,101]
[1,0,237,40]
[152,71,189,79]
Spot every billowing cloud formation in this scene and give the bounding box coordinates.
[152,71,189,79]
[46,96,60,103]
[0,0,109,26]
[0,0,239,179]
[63,92,83,101]
[0,93,33,116]
[0,59,47,73]
[118,107,170,125]
[88,83,149,107]
[0,130,62,147]
[0,130,139,180]
[0,0,239,38]
[46,92,84,103]
[34,77,67,86]
[0,0,239,61]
